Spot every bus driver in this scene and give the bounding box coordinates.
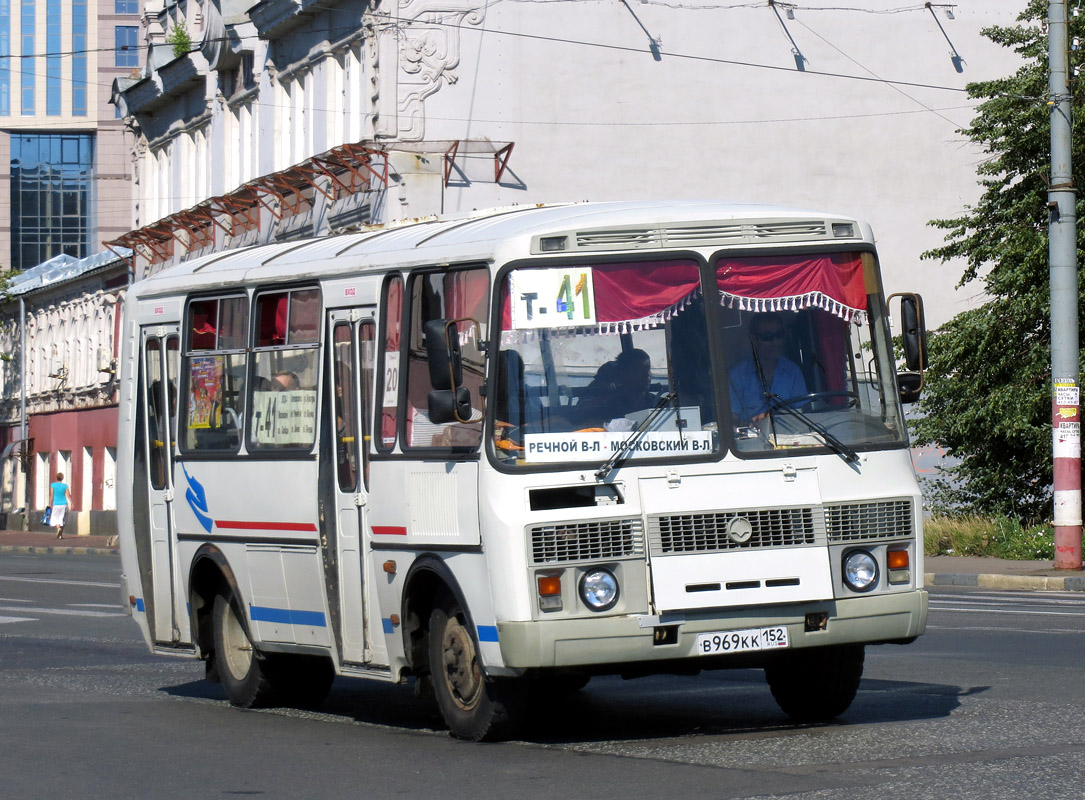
[729,313,808,424]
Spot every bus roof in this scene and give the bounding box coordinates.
[126,200,869,300]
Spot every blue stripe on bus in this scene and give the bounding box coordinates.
[249,605,328,628]
[134,598,145,613]
[382,617,395,634]
[476,625,498,642]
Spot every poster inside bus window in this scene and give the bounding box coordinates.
[511,268,596,329]
[187,356,222,429]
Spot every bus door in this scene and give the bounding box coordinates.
[139,327,182,645]
[324,309,376,665]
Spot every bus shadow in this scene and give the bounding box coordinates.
[505,672,980,744]
[161,669,983,743]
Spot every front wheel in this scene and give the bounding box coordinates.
[212,591,276,708]
[428,596,523,741]
[764,644,865,722]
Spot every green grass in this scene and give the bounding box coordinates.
[923,516,1056,560]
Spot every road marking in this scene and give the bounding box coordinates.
[0,575,118,589]
[0,615,34,624]
[70,603,122,609]
[931,605,1085,617]
[0,605,125,618]
[927,624,1085,634]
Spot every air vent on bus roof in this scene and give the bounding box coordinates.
[750,221,829,239]
[574,228,660,249]
[558,219,840,254]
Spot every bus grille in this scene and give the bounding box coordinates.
[824,499,914,543]
[648,508,817,554]
[530,519,644,565]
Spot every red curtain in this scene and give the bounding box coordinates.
[591,261,701,323]
[716,253,867,319]
[501,260,701,328]
[500,255,867,330]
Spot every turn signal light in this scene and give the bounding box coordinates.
[887,550,909,570]
[537,573,563,612]
[537,575,562,596]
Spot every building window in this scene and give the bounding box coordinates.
[115,25,138,68]
[0,0,10,116]
[115,0,138,12]
[45,0,59,115]
[10,133,95,271]
[72,0,87,115]
[20,0,33,115]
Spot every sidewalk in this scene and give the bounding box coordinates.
[923,554,1085,592]
[0,529,119,555]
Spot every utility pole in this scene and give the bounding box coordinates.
[1048,0,1082,569]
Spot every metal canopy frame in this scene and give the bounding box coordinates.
[104,138,513,268]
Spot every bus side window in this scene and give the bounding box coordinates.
[181,296,247,452]
[404,267,488,450]
[248,287,321,451]
[376,275,403,451]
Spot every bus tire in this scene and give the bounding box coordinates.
[428,597,522,741]
[764,644,865,723]
[212,590,276,708]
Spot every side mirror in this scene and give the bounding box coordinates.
[425,319,462,391]
[888,292,928,404]
[899,294,928,371]
[428,387,473,424]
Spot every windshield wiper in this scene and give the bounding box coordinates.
[595,392,677,481]
[766,394,859,464]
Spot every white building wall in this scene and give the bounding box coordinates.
[123,0,1025,327]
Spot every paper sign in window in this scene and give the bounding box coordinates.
[510,268,596,329]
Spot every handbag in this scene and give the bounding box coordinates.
[42,506,51,524]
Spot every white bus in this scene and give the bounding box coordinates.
[118,201,929,740]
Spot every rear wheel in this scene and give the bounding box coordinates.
[212,591,276,708]
[428,595,523,741]
[764,644,865,722]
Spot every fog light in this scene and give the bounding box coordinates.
[579,568,619,612]
[843,550,879,593]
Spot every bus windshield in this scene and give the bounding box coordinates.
[493,259,719,465]
[492,252,907,467]
[715,252,906,456]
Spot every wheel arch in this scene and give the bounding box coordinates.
[400,554,474,675]
[188,544,243,660]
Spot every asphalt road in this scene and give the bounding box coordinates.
[2,553,1084,800]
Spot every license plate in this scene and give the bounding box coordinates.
[695,625,789,655]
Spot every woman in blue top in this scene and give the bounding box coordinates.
[49,472,73,539]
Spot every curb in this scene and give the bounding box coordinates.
[924,572,1085,592]
[0,545,119,556]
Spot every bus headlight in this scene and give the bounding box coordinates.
[843,550,879,593]
[579,568,619,611]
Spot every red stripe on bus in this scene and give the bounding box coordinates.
[372,526,408,536]
[215,520,319,532]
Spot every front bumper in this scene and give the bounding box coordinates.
[495,590,927,671]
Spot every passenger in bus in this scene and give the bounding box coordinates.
[272,371,300,391]
[729,313,808,423]
[576,348,656,428]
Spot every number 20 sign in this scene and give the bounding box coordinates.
[510,268,597,330]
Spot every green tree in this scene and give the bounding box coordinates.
[913,0,1085,523]
[166,24,192,59]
